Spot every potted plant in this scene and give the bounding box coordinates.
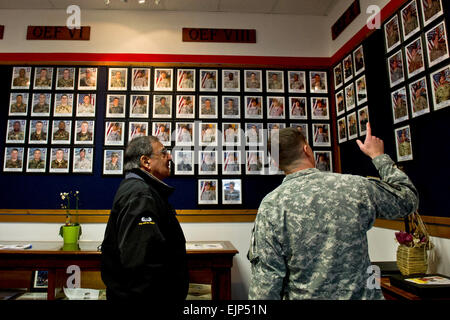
[59,191,82,245]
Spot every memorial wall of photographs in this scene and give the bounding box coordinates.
[383,0,449,162]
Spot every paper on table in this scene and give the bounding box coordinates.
[186,243,223,250]
[0,243,32,250]
[63,287,100,300]
[405,276,450,285]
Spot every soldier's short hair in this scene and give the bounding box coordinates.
[268,127,307,172]
[124,135,160,172]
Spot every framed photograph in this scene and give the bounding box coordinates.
[199,69,218,92]
[314,151,332,172]
[345,83,356,111]
[11,66,31,89]
[174,150,194,175]
[267,96,285,119]
[78,67,97,90]
[289,97,307,120]
[333,63,343,89]
[392,87,410,124]
[312,123,331,147]
[268,153,283,175]
[199,151,218,175]
[244,96,263,119]
[384,15,401,52]
[353,45,365,76]
[310,71,328,93]
[153,95,172,118]
[343,54,353,82]
[266,70,284,93]
[311,97,329,120]
[106,94,126,118]
[388,50,405,88]
[74,120,94,145]
[131,68,150,91]
[31,93,51,117]
[154,68,173,91]
[177,69,195,92]
[420,0,443,27]
[409,77,431,117]
[175,122,194,146]
[176,95,195,119]
[53,93,74,117]
[128,121,148,142]
[73,148,93,173]
[335,90,345,117]
[49,148,70,173]
[222,179,242,205]
[425,21,449,68]
[32,271,48,291]
[198,179,218,205]
[268,123,286,141]
[108,68,127,91]
[51,120,72,145]
[9,92,28,116]
[222,123,241,146]
[246,151,264,175]
[289,123,309,144]
[347,112,358,140]
[33,67,53,90]
[3,147,24,172]
[356,75,368,105]
[56,67,75,90]
[76,93,96,117]
[337,117,347,144]
[395,125,413,162]
[28,120,49,144]
[429,64,450,110]
[152,122,171,146]
[405,38,425,78]
[244,70,262,92]
[129,95,149,118]
[222,96,240,119]
[358,106,370,136]
[245,123,264,146]
[105,122,125,146]
[26,147,47,173]
[103,150,123,175]
[199,96,218,119]
[5,119,26,144]
[401,1,420,41]
[199,123,218,146]
[222,151,242,175]
[222,69,240,92]
[288,71,306,93]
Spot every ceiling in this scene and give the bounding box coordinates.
[0,0,340,16]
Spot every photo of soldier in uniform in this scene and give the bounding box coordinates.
[103,150,123,175]
[245,123,263,146]
[53,93,73,117]
[154,68,173,91]
[222,123,240,146]
[358,106,370,136]
[9,93,28,116]
[56,67,75,90]
[268,123,286,143]
[73,148,93,173]
[313,123,331,147]
[152,122,171,146]
[104,122,124,146]
[174,150,194,175]
[6,120,26,144]
[128,122,148,142]
[3,147,24,172]
[420,0,443,26]
[29,120,48,144]
[430,64,450,110]
[245,96,263,119]
[175,122,194,146]
[11,67,31,89]
[347,112,358,140]
[31,93,51,116]
[388,50,405,88]
[289,97,307,120]
[222,151,241,175]
[199,96,217,119]
[176,95,195,119]
[310,71,328,93]
[289,123,309,144]
[337,117,347,144]
[267,97,285,119]
[244,70,262,92]
[356,75,368,105]
[345,83,356,111]
[222,70,240,92]
[246,151,264,175]
[391,87,410,124]
[353,45,365,76]
[425,22,449,68]
[198,180,218,205]
[131,68,150,91]
[288,71,306,93]
[49,148,70,173]
[75,120,94,145]
[223,179,242,205]
[33,67,53,90]
[106,95,126,118]
[200,69,217,92]
[153,95,172,118]
[384,15,401,52]
[334,63,343,89]
[108,68,127,91]
[222,96,240,119]
[335,90,345,116]
[401,0,420,41]
[314,151,332,172]
[409,77,430,117]
[26,148,47,173]
[266,70,284,93]
[199,151,218,175]
[76,94,96,117]
[177,69,195,91]
[78,67,97,90]
[129,95,149,118]
[395,125,413,162]
[51,120,71,145]
[311,97,329,120]
[343,54,353,82]
[200,123,217,146]
[406,38,425,78]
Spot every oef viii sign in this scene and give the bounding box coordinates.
[182,28,256,43]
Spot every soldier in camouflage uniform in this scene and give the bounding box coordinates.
[5,149,22,169]
[53,121,70,142]
[105,152,120,171]
[248,123,418,299]
[57,69,74,88]
[30,121,47,142]
[155,97,170,115]
[55,95,72,115]
[34,68,51,87]
[201,99,215,116]
[10,94,27,114]
[109,97,124,115]
[12,68,29,87]
[110,71,125,88]
[28,149,45,170]
[7,121,24,141]
[435,73,450,104]
[33,94,50,114]
[424,0,441,20]
[51,149,68,169]
[394,95,408,119]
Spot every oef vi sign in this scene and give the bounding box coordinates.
[182,28,256,43]
[26,26,90,40]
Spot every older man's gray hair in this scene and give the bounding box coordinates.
[123,136,160,172]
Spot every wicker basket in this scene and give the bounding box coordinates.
[396,245,428,275]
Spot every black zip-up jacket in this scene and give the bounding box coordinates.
[100,168,189,301]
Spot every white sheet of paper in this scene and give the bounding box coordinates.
[186,243,223,250]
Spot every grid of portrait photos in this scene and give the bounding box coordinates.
[383,0,449,162]
[5,66,98,174]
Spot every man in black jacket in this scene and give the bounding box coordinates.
[101,136,189,301]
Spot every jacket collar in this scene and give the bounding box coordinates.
[125,168,175,197]
[282,167,319,184]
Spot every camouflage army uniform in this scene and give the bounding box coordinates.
[77,131,93,142]
[30,131,47,141]
[55,104,72,114]
[10,103,27,113]
[51,159,67,169]
[248,154,418,300]
[28,159,45,169]
[425,1,441,19]
[57,78,74,88]
[33,103,49,114]
[201,106,215,115]
[398,142,412,157]
[435,82,450,104]
[110,78,125,88]
[395,101,407,119]
[53,129,70,141]
[105,161,120,171]
[35,78,51,87]
[5,159,22,168]
[414,95,428,111]
[155,104,170,115]
[8,130,24,141]
[13,77,29,87]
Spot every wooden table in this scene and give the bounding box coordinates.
[0,240,238,300]
[381,277,450,300]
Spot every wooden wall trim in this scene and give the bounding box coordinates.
[373,216,450,240]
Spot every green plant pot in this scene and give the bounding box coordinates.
[61,225,81,245]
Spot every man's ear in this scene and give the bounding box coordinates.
[140,155,151,168]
